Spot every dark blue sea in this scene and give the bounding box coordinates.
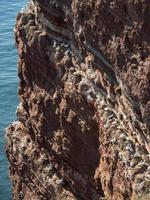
[0,1,27,199]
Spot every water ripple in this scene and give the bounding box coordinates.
[0,1,27,199]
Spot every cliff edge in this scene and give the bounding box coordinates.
[6,0,150,199]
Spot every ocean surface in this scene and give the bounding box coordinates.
[0,0,27,199]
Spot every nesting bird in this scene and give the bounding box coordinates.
[110,138,117,145]
[137,160,148,168]
[129,160,137,168]
[125,142,134,153]
[56,178,64,186]
[53,40,57,48]
[118,133,127,140]
[86,93,94,104]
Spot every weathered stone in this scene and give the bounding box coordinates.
[6,0,150,199]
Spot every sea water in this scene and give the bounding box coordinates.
[0,0,27,199]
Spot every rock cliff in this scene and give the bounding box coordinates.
[6,0,150,199]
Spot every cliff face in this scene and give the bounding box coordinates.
[5,0,150,200]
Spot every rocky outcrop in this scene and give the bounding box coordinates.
[6,0,150,199]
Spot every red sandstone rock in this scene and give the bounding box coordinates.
[6,0,150,199]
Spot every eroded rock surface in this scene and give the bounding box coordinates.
[6,0,150,199]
